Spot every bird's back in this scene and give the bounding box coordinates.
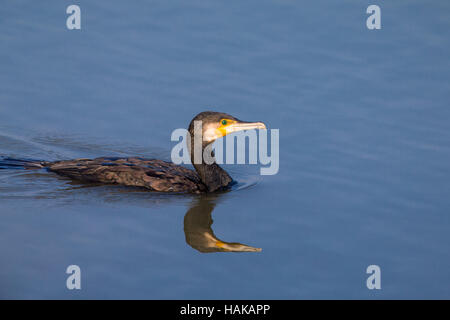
[47,157,207,193]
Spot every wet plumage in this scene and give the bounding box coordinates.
[47,157,207,193]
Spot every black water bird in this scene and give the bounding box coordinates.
[0,112,266,193]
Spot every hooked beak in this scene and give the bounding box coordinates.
[209,119,267,142]
[224,121,267,135]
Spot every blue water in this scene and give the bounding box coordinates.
[0,0,449,299]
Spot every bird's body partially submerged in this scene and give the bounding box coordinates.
[0,111,266,193]
[47,157,208,193]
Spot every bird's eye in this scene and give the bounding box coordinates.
[221,119,227,126]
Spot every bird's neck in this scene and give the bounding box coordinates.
[188,135,232,192]
[192,162,232,193]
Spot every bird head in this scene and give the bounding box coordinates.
[188,111,267,145]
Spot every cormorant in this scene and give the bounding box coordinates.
[0,112,266,193]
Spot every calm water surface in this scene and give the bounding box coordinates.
[0,0,449,298]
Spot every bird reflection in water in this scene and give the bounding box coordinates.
[184,195,261,253]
